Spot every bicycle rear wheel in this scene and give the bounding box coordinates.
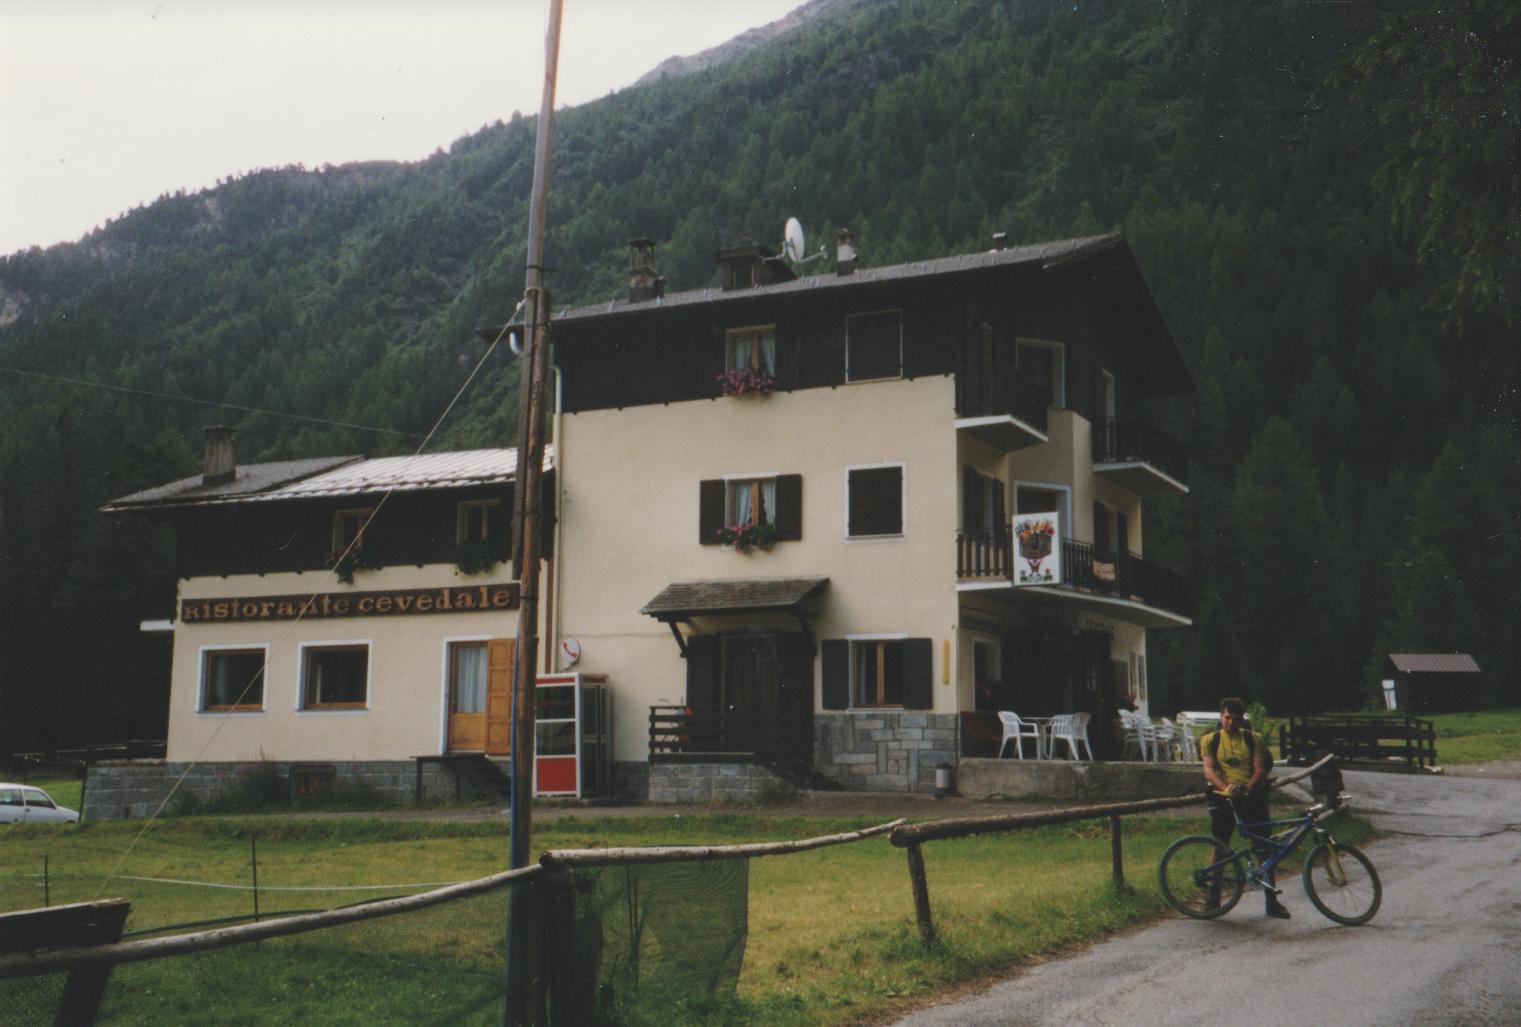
[1158,835,1245,919]
[1302,841,1381,925]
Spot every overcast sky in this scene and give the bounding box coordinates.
[0,0,802,256]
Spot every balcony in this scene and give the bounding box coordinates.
[956,531,1191,627]
[1092,417,1188,495]
[955,366,1048,451]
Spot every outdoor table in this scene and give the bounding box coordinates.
[1023,717,1055,760]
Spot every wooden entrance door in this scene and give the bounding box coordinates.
[447,639,514,753]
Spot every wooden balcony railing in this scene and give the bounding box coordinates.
[956,532,1191,618]
[649,705,811,782]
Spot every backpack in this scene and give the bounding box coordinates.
[1206,726,1274,771]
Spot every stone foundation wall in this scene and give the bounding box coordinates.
[955,758,1207,802]
[612,760,650,802]
[82,760,459,820]
[645,762,789,803]
[812,713,959,792]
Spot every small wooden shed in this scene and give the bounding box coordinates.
[1383,653,1482,713]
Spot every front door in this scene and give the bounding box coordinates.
[447,639,514,753]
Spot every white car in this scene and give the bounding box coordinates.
[0,783,80,824]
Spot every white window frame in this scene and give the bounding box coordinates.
[197,643,270,714]
[845,308,904,383]
[722,470,780,527]
[844,461,907,542]
[845,631,910,711]
[1016,337,1066,409]
[438,634,492,750]
[1013,480,1072,539]
[296,640,372,713]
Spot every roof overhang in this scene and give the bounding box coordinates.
[641,576,829,621]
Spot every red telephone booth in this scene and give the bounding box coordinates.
[533,673,611,798]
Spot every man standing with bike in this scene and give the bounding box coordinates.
[1201,697,1290,919]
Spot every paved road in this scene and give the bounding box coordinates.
[892,769,1521,1027]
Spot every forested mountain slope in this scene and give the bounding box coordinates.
[1,0,1515,751]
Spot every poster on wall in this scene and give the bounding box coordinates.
[1013,511,1061,586]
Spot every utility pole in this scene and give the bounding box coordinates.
[506,2,563,1022]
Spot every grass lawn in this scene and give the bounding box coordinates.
[0,803,1374,1025]
[1425,707,1521,764]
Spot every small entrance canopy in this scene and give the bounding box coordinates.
[1383,653,1482,713]
[641,577,828,655]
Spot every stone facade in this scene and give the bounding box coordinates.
[612,760,650,802]
[82,760,461,820]
[645,761,789,803]
[812,712,958,792]
[955,758,1206,802]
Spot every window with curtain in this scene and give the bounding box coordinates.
[725,325,776,376]
[201,648,266,711]
[728,477,777,527]
[301,645,369,709]
[450,642,487,713]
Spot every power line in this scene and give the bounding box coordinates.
[0,365,427,439]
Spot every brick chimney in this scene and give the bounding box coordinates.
[835,228,856,276]
[628,238,665,302]
[203,426,237,487]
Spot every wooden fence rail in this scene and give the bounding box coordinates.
[889,755,1335,948]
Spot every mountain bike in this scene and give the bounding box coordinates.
[1158,793,1381,925]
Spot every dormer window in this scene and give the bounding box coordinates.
[846,310,902,382]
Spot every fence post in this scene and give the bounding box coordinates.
[905,842,936,949]
[1108,816,1128,892]
[44,855,50,908]
[250,835,260,923]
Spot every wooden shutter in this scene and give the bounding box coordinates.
[779,633,816,763]
[698,479,725,544]
[992,480,1007,537]
[484,639,515,756]
[1116,510,1129,554]
[902,638,934,710]
[685,635,720,707]
[774,325,799,390]
[821,639,849,710]
[774,474,802,541]
[962,466,981,535]
[848,466,903,537]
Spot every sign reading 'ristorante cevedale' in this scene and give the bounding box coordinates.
[180,584,520,624]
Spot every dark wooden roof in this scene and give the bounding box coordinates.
[1387,653,1481,674]
[640,577,829,620]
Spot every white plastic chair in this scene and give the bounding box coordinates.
[1119,710,1152,761]
[1173,715,1201,761]
[1049,712,1093,761]
[996,711,1043,759]
[1153,718,1177,762]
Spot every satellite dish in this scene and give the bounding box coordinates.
[783,217,805,262]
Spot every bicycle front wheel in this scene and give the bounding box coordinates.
[1158,835,1245,919]
[1302,841,1382,925]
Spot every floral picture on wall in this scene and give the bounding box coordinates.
[1013,511,1062,586]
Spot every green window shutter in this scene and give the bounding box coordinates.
[698,479,725,544]
[775,474,803,540]
[902,638,933,710]
[821,639,849,710]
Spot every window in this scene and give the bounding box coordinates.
[846,310,902,381]
[300,644,369,709]
[450,642,488,715]
[855,639,906,707]
[728,476,776,528]
[201,647,267,711]
[962,467,1005,538]
[0,787,21,808]
[457,500,500,544]
[698,474,802,545]
[846,464,904,539]
[332,508,374,553]
[725,325,776,377]
[24,789,55,809]
[1016,339,1065,408]
[1016,483,1070,537]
